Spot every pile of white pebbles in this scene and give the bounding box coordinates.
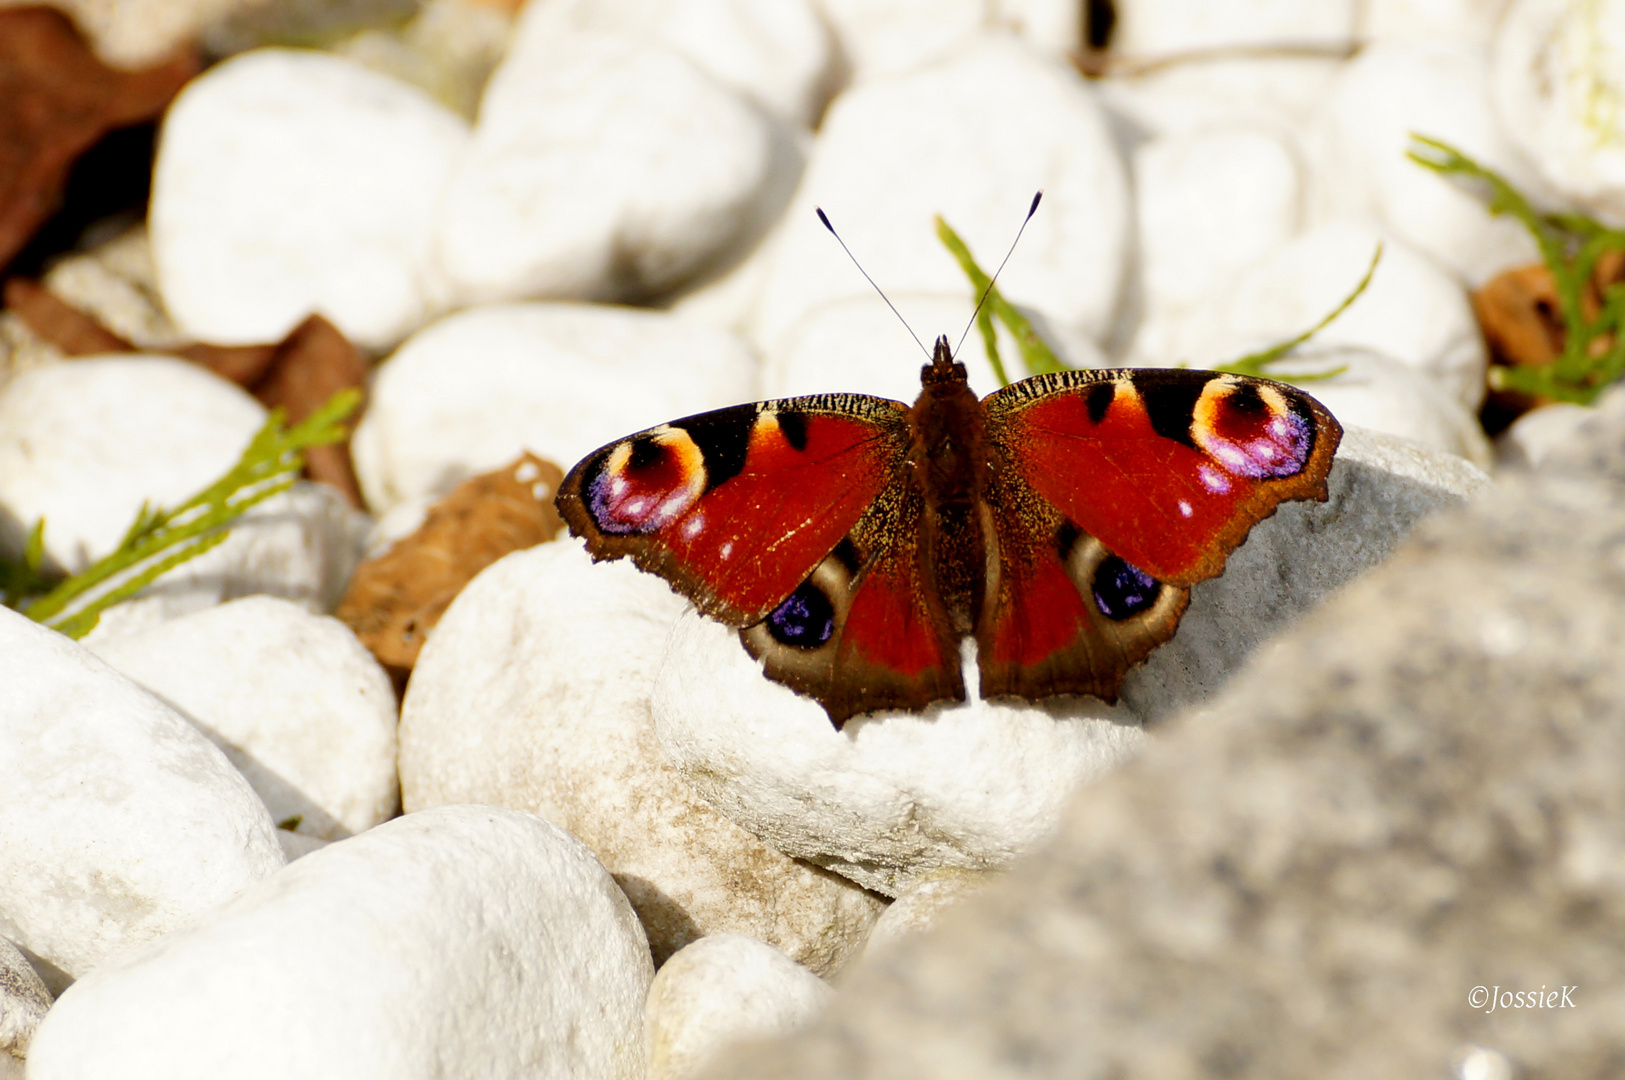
[3,0,1623,1076]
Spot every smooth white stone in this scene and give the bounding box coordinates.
[750,35,1129,355]
[0,934,51,1059]
[0,606,283,989]
[989,0,1085,56]
[1139,221,1488,411]
[857,868,995,961]
[26,807,653,1080]
[1133,125,1304,318]
[652,427,1487,895]
[0,356,265,573]
[1494,0,1625,228]
[644,934,832,1080]
[814,0,985,78]
[1359,0,1512,45]
[1110,0,1356,55]
[516,0,835,127]
[275,829,331,862]
[151,48,469,350]
[656,621,1148,897]
[90,597,399,841]
[400,541,885,972]
[1311,39,1544,283]
[1496,402,1597,469]
[1097,58,1345,139]
[761,293,1106,404]
[1273,347,1492,468]
[438,31,796,306]
[352,303,759,513]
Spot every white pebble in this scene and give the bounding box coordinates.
[516,0,836,127]
[400,541,885,971]
[151,49,470,349]
[1311,39,1543,283]
[814,0,986,79]
[1494,0,1625,227]
[750,34,1129,356]
[90,597,399,841]
[26,808,653,1080]
[1140,221,1489,411]
[0,356,265,574]
[1097,57,1345,139]
[0,606,283,988]
[1359,0,1512,45]
[761,293,1105,404]
[1110,0,1356,55]
[655,614,1148,898]
[857,868,995,961]
[1496,402,1598,469]
[437,31,795,306]
[1133,125,1305,319]
[644,934,832,1080]
[351,303,759,513]
[1269,347,1492,468]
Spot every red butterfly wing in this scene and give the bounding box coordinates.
[557,395,911,625]
[976,368,1340,701]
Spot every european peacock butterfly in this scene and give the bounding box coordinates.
[556,336,1342,728]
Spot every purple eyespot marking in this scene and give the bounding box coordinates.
[1193,383,1313,480]
[1198,464,1232,495]
[586,435,703,535]
[1093,556,1160,620]
[766,581,835,648]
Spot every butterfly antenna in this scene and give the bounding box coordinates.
[815,207,931,361]
[954,191,1043,358]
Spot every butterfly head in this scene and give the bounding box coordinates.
[921,334,967,390]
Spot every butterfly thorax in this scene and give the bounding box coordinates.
[907,335,990,636]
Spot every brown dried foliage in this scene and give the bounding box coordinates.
[1471,250,1625,430]
[0,7,198,271]
[335,453,566,679]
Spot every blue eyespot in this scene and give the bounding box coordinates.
[766,580,835,648]
[1093,556,1160,620]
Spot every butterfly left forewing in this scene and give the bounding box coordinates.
[557,394,911,626]
[975,367,1340,702]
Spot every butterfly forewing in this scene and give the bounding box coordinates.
[975,367,1341,702]
[557,394,912,626]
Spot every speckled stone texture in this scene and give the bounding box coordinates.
[699,389,1625,1077]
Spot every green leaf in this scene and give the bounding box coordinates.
[13,388,361,638]
[1211,243,1383,382]
[1408,133,1625,404]
[935,215,1065,385]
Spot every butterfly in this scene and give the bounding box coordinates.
[556,336,1342,728]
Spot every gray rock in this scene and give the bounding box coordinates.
[0,934,50,1060]
[701,389,1625,1078]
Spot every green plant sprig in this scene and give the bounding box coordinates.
[8,388,361,639]
[1211,243,1381,382]
[1408,133,1625,403]
[936,215,1375,387]
[935,215,1069,384]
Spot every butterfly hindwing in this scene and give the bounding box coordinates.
[557,394,912,626]
[740,480,965,727]
[976,368,1340,702]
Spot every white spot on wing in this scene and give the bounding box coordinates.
[514,461,541,483]
[1178,499,1193,518]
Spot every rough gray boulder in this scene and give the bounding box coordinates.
[703,389,1625,1079]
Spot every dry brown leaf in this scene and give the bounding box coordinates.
[0,7,198,271]
[335,453,567,678]
[247,314,368,508]
[1470,251,1625,430]
[2,275,131,353]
